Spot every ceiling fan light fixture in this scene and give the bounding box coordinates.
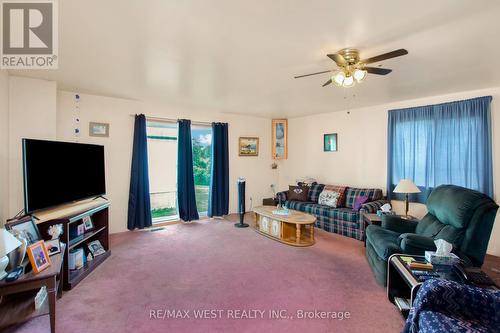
[332,71,345,86]
[342,75,354,87]
[353,68,367,82]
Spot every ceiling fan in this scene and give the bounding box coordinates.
[294,48,408,88]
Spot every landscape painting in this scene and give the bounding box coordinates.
[239,137,259,156]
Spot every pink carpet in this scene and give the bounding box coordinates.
[12,219,404,333]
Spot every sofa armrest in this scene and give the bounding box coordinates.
[359,199,390,214]
[382,215,418,234]
[276,190,288,204]
[399,233,436,256]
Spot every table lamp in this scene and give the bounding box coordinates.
[393,179,421,219]
[0,228,22,280]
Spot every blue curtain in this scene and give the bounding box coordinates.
[127,114,152,230]
[177,119,199,221]
[387,96,493,203]
[208,123,229,217]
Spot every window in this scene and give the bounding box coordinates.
[387,96,493,202]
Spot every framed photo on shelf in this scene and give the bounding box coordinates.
[238,137,259,156]
[87,240,106,257]
[6,216,42,246]
[45,239,61,256]
[77,224,85,236]
[27,241,52,273]
[82,216,94,231]
[272,119,288,159]
[324,133,338,152]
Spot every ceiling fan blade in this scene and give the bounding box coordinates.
[294,70,332,79]
[365,67,392,75]
[327,53,347,67]
[361,49,408,64]
[322,79,332,87]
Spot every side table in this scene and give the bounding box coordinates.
[362,213,381,247]
[262,197,278,206]
[387,253,498,318]
[0,244,65,333]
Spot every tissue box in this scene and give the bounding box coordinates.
[424,251,460,265]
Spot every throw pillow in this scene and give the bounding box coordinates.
[323,185,347,207]
[318,190,340,208]
[352,195,369,211]
[288,186,309,202]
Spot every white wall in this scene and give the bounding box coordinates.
[57,91,276,233]
[279,86,500,256]
[0,71,9,226]
[8,76,57,217]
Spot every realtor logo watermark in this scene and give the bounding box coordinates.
[1,0,58,69]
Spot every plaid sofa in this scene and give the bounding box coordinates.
[277,184,388,241]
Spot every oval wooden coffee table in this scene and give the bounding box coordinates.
[253,206,316,247]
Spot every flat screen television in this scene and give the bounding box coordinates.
[22,139,106,214]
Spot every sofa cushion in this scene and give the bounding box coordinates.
[287,201,359,224]
[323,185,347,207]
[318,190,340,207]
[288,185,309,201]
[352,195,369,211]
[366,225,401,260]
[307,183,325,202]
[329,208,360,224]
[287,201,318,215]
[345,188,383,208]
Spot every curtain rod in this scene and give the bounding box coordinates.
[129,114,216,126]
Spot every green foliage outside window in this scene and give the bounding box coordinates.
[192,136,211,186]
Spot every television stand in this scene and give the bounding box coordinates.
[35,198,111,290]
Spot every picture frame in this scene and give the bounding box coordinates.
[272,119,288,160]
[77,224,85,236]
[89,122,110,137]
[87,240,106,257]
[6,216,42,246]
[27,241,51,273]
[45,239,61,256]
[238,137,259,156]
[82,216,94,231]
[324,133,338,152]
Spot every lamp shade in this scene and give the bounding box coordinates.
[0,228,22,257]
[393,179,421,194]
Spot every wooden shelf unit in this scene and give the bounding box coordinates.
[36,199,111,290]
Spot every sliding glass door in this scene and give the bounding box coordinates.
[146,121,179,223]
[146,121,212,222]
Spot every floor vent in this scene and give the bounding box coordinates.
[148,227,166,232]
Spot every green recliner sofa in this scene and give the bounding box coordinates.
[365,184,498,286]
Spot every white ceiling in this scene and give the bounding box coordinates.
[10,0,500,118]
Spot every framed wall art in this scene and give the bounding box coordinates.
[272,119,288,159]
[324,133,338,152]
[239,137,259,156]
[89,122,110,137]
